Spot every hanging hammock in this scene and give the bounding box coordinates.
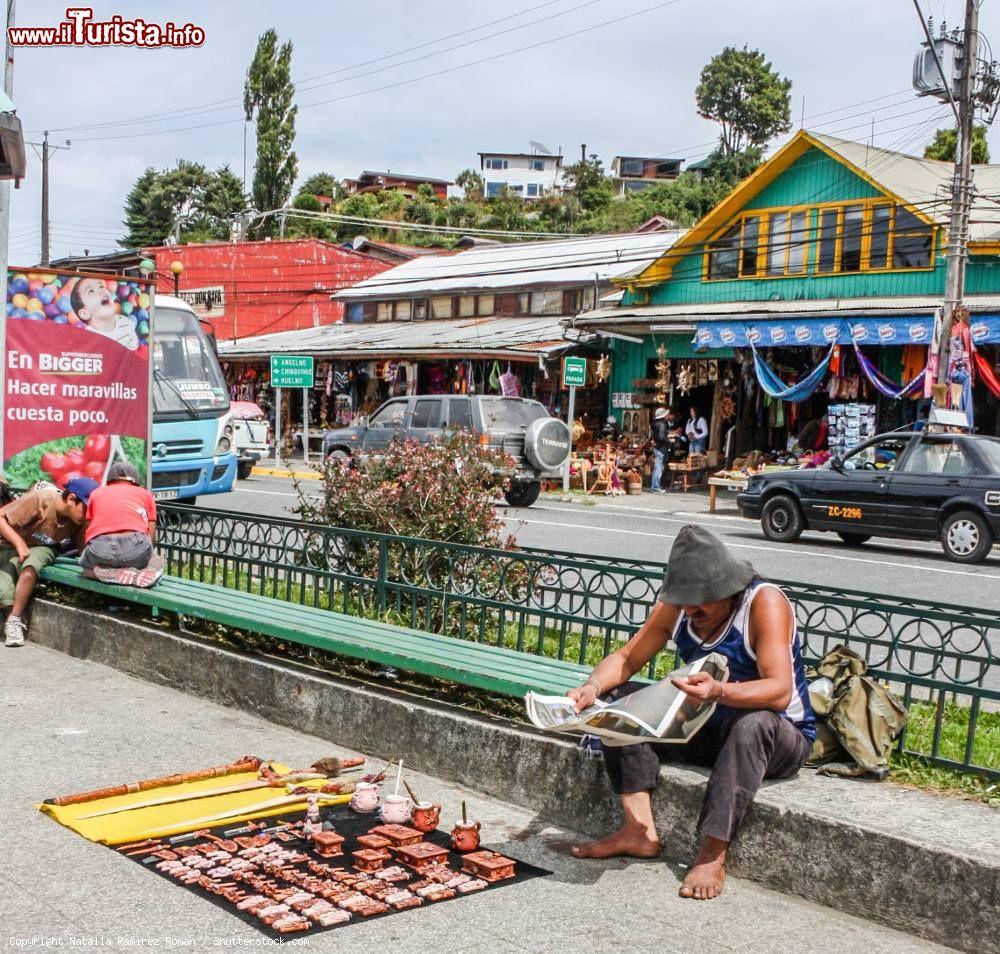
[852,342,926,399]
[973,350,1000,398]
[750,341,836,403]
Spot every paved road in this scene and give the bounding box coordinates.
[1,644,954,953]
[195,475,1000,612]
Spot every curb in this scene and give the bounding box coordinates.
[29,599,1000,954]
[250,466,322,481]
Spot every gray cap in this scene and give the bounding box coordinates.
[658,524,755,606]
[106,461,141,484]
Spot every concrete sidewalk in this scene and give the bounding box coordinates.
[0,644,953,954]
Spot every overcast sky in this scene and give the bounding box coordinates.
[7,0,996,262]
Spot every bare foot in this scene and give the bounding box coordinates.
[679,836,727,900]
[571,825,660,860]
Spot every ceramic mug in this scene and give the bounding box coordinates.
[349,782,380,814]
[410,801,442,833]
[450,820,481,852]
[380,794,411,824]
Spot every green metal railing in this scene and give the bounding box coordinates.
[158,504,999,778]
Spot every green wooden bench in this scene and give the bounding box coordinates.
[40,560,596,699]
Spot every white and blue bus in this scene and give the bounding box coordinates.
[151,295,236,503]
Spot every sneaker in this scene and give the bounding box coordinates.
[4,616,26,647]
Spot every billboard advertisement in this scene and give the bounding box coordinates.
[3,268,153,489]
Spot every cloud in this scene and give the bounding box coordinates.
[7,0,985,260]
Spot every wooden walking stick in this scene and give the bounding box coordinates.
[45,756,264,807]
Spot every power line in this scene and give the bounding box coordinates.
[71,0,685,143]
[29,0,576,136]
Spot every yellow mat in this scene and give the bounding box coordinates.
[38,764,349,845]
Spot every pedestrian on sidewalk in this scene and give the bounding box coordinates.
[0,478,98,647]
[649,407,671,493]
[567,525,815,901]
[80,463,157,573]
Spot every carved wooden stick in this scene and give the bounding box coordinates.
[46,756,264,806]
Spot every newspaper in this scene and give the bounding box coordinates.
[525,653,729,746]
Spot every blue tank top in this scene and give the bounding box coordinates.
[671,582,816,741]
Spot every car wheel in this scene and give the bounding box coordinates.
[836,532,871,546]
[761,495,804,542]
[940,511,993,564]
[237,460,254,480]
[505,481,541,508]
[326,449,350,467]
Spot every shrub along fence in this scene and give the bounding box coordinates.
[158,504,999,779]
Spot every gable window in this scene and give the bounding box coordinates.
[892,206,934,268]
[530,159,545,171]
[705,201,935,280]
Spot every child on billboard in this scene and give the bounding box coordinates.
[69,276,140,351]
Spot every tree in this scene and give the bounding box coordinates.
[455,168,484,202]
[297,171,342,201]
[696,46,792,155]
[924,125,990,164]
[244,29,298,238]
[120,163,248,247]
[286,193,335,239]
[121,168,167,247]
[562,153,613,212]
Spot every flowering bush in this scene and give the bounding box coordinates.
[295,432,515,548]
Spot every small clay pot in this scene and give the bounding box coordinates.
[450,820,481,852]
[349,782,380,814]
[379,794,411,825]
[410,801,441,833]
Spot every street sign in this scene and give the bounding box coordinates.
[562,356,587,388]
[270,354,314,388]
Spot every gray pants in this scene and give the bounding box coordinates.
[601,681,811,843]
[80,532,153,570]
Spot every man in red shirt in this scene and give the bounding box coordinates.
[81,463,157,572]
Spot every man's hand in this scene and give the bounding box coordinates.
[566,684,598,713]
[14,541,31,563]
[671,671,723,703]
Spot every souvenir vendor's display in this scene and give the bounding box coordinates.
[39,754,548,939]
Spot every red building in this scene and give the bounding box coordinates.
[147,239,392,340]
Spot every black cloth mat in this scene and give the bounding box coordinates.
[116,805,550,939]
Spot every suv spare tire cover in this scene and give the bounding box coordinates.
[523,417,571,471]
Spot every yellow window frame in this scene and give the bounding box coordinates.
[703,198,936,281]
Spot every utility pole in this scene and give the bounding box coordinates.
[0,0,15,467]
[26,130,70,266]
[936,0,980,396]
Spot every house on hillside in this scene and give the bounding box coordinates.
[342,170,452,199]
[572,129,1000,457]
[478,150,564,199]
[610,156,683,195]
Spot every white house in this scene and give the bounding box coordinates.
[477,150,565,199]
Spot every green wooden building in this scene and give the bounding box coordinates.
[574,129,1000,449]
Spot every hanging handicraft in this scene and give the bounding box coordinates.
[676,363,694,396]
[595,353,611,383]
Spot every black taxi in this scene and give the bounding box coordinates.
[736,432,1000,563]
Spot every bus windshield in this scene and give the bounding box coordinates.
[153,307,229,420]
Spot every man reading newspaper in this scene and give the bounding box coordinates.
[568,525,815,901]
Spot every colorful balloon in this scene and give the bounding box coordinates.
[11,293,27,309]
[53,315,68,325]
[26,297,43,313]
[44,302,60,318]
[138,293,150,309]
[37,286,55,305]
[10,275,28,294]
[57,295,72,313]
[137,320,149,336]
[136,308,148,322]
[121,301,134,316]
[27,309,45,320]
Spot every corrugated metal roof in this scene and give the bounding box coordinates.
[333,231,685,301]
[571,293,1000,327]
[218,316,572,360]
[811,132,1000,242]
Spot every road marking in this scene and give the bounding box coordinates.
[528,504,951,557]
[509,517,1000,580]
